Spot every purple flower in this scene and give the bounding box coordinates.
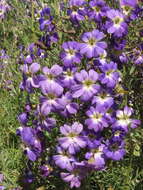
[72,69,100,101]
[0,186,5,190]
[106,9,128,37]
[18,112,28,125]
[53,146,75,170]
[113,106,140,132]
[85,106,108,132]
[40,164,52,177]
[17,127,42,161]
[36,104,56,131]
[24,147,37,161]
[85,144,105,170]
[135,56,143,65]
[68,0,87,23]
[104,139,126,161]
[0,1,10,20]
[60,41,82,67]
[100,62,120,88]
[40,64,63,92]
[120,0,138,15]
[60,162,86,188]
[60,67,77,88]
[79,29,107,58]
[40,83,63,112]
[58,122,86,154]
[69,0,86,7]
[88,0,109,21]
[20,62,40,92]
[0,174,4,182]
[58,92,79,117]
[39,7,53,31]
[61,171,81,188]
[84,130,102,148]
[92,90,114,109]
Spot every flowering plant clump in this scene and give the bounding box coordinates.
[17,0,142,188]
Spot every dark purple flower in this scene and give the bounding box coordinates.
[79,29,107,58]
[106,9,128,37]
[88,0,109,21]
[40,164,52,177]
[58,122,86,154]
[104,139,126,161]
[18,127,42,161]
[24,147,37,161]
[72,69,100,101]
[39,7,53,31]
[68,0,87,23]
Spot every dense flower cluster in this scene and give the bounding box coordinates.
[18,0,142,188]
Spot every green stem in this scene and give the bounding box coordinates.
[31,0,34,31]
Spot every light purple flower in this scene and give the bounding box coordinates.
[72,69,100,101]
[60,162,86,188]
[53,146,75,170]
[58,92,79,117]
[58,122,86,154]
[69,0,86,7]
[85,144,105,170]
[40,64,63,91]
[79,29,107,58]
[113,106,140,132]
[40,83,63,112]
[85,106,108,132]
